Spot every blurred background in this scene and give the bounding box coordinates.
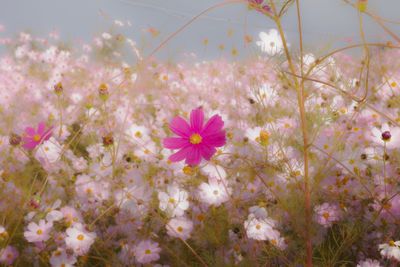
[1,0,400,60]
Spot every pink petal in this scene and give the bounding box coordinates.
[169,146,192,162]
[185,146,201,166]
[200,145,217,161]
[170,116,191,137]
[24,127,35,136]
[190,107,204,132]
[203,131,226,147]
[201,115,224,135]
[42,128,53,141]
[37,122,46,135]
[163,137,189,149]
[22,140,37,150]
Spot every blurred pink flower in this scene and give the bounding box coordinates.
[163,107,226,166]
[22,122,52,150]
[0,246,18,265]
[134,240,161,264]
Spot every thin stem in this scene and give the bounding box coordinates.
[147,0,246,59]
[269,0,312,265]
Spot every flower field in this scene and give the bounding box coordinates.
[0,1,400,266]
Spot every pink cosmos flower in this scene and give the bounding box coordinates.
[163,108,226,166]
[22,122,52,150]
[0,246,19,265]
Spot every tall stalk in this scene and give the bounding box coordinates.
[269,1,312,266]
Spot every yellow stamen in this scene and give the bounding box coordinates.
[145,249,151,254]
[259,130,269,146]
[36,229,43,235]
[190,133,202,145]
[77,234,84,241]
[33,134,41,142]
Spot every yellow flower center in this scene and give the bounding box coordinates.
[177,226,183,232]
[190,133,202,145]
[168,198,176,204]
[389,240,396,246]
[135,131,142,138]
[145,249,151,254]
[183,165,194,175]
[322,212,330,220]
[33,134,41,142]
[259,130,269,146]
[36,229,43,235]
[77,234,84,241]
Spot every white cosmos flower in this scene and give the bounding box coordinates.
[50,248,77,267]
[379,240,400,262]
[356,258,382,267]
[35,137,62,163]
[256,29,284,56]
[198,176,231,207]
[24,219,53,243]
[65,223,96,256]
[158,185,189,217]
[166,217,194,240]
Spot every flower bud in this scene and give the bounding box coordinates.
[54,82,63,95]
[98,83,109,101]
[9,133,21,146]
[102,133,114,147]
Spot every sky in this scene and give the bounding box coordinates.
[1,0,400,60]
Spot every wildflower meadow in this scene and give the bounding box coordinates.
[0,0,400,266]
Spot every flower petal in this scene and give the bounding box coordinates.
[169,146,192,162]
[24,127,35,136]
[190,107,204,132]
[22,140,37,150]
[185,146,201,166]
[42,127,53,141]
[200,145,217,161]
[37,122,46,135]
[203,131,226,147]
[170,116,191,137]
[201,114,224,135]
[163,137,189,149]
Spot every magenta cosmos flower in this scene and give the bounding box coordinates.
[22,122,52,150]
[163,108,226,166]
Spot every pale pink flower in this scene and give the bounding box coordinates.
[0,246,18,265]
[65,223,96,256]
[50,248,77,267]
[314,203,341,228]
[166,217,194,240]
[24,219,53,243]
[134,240,161,264]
